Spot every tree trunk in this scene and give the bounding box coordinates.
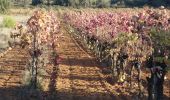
[47,0,50,5]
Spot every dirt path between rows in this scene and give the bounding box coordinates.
[0,47,29,100]
[55,27,114,100]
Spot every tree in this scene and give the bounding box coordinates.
[96,0,111,8]
[55,0,69,6]
[32,0,43,5]
[47,0,50,5]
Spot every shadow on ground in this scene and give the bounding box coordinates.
[0,85,169,100]
[60,57,97,67]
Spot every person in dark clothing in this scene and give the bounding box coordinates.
[147,56,168,100]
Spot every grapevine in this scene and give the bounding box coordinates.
[63,8,170,97]
[10,9,60,89]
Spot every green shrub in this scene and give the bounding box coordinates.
[2,16,16,28]
[0,0,10,13]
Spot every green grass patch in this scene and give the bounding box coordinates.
[2,16,16,28]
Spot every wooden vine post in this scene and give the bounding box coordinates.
[31,32,38,89]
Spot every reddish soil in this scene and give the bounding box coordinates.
[0,47,30,100]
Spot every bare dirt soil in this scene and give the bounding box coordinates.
[0,47,30,100]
